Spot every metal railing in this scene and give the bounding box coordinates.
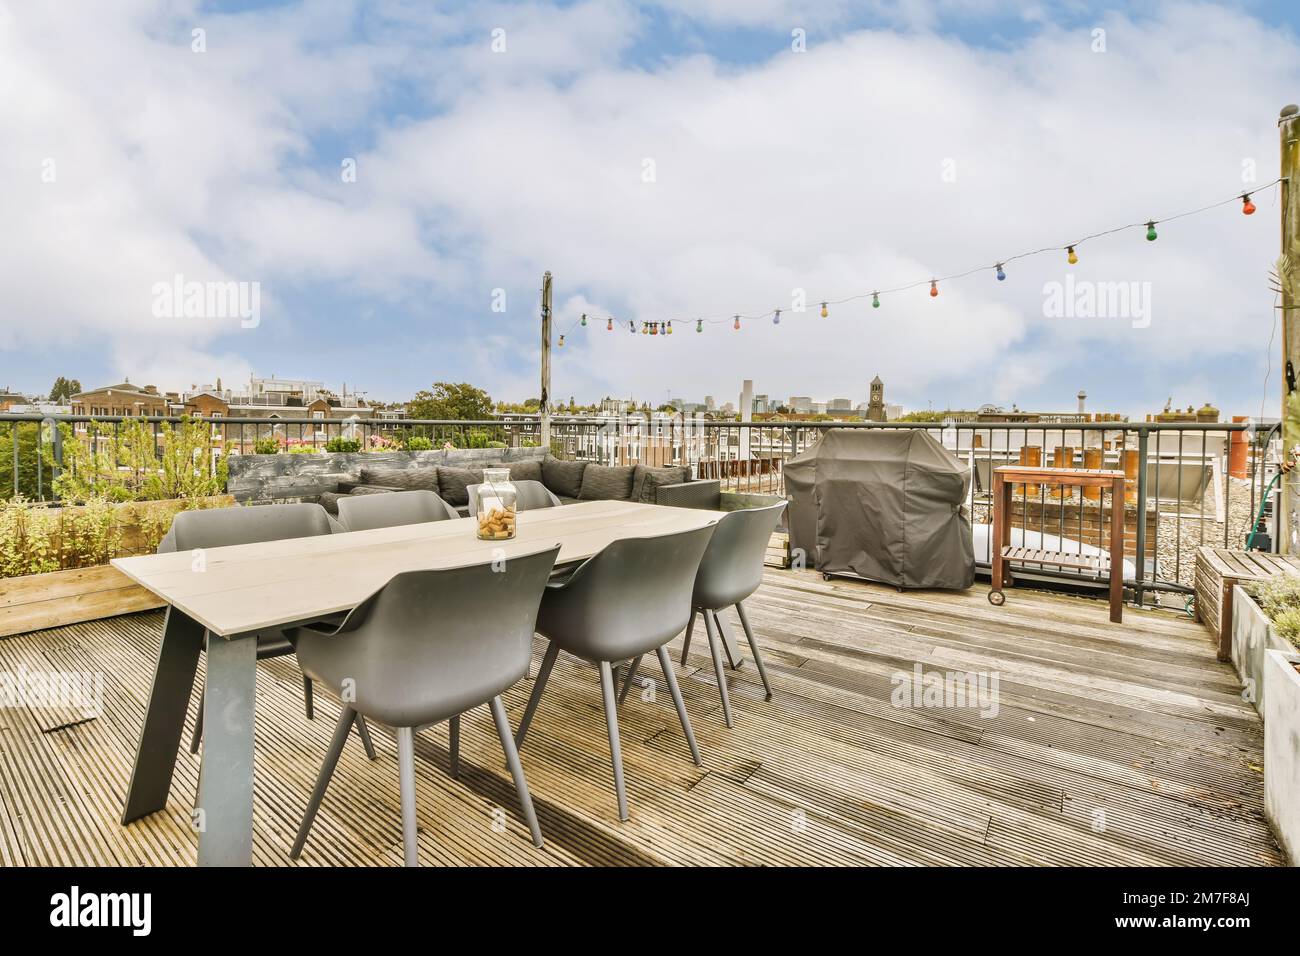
[2,412,1280,604]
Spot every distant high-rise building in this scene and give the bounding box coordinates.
[704,395,716,410]
[753,393,769,413]
[828,398,853,412]
[789,396,812,414]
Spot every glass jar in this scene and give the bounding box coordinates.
[476,467,518,540]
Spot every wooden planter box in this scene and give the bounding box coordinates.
[0,565,164,638]
[0,494,234,637]
[1263,648,1300,864]
[1195,548,1300,661]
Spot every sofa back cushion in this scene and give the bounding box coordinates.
[359,466,439,492]
[503,459,543,485]
[578,463,636,501]
[631,465,691,503]
[542,457,588,498]
[437,466,484,507]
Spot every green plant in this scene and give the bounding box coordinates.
[0,422,57,499]
[405,435,434,451]
[1250,575,1300,649]
[325,436,362,453]
[486,440,507,449]
[253,437,281,454]
[53,419,226,503]
[289,445,319,454]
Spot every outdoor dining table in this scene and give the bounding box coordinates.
[113,499,724,866]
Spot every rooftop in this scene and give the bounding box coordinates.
[0,569,1280,866]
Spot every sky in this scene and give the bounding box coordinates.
[3,0,1300,418]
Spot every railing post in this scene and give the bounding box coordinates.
[1133,427,1150,607]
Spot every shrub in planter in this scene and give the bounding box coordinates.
[406,436,434,451]
[325,436,362,453]
[253,437,281,454]
[1250,576,1300,649]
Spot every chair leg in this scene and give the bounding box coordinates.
[396,726,419,867]
[655,646,701,766]
[735,601,773,701]
[448,715,460,778]
[713,609,744,670]
[703,610,734,728]
[598,661,629,821]
[354,714,377,760]
[616,655,644,706]
[189,685,205,754]
[489,696,543,848]
[515,640,559,752]
[302,674,314,720]
[290,706,357,859]
[679,609,697,666]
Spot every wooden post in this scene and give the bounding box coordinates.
[540,271,552,453]
[1280,106,1300,552]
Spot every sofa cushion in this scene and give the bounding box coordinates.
[630,465,691,503]
[317,491,345,516]
[359,467,439,493]
[437,466,484,507]
[542,457,588,498]
[503,459,543,485]
[578,464,636,501]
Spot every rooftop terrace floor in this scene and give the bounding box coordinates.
[0,569,1284,866]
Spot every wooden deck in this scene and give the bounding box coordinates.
[0,569,1285,866]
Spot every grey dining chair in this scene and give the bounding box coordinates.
[336,488,458,532]
[287,545,561,866]
[161,503,376,760]
[466,479,562,516]
[666,500,786,727]
[514,524,716,821]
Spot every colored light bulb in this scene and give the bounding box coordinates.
[773,309,781,325]
[666,321,672,334]
[820,302,828,318]
[606,317,613,331]
[1145,221,1157,241]
[557,334,565,347]
[995,264,1006,281]
[872,292,880,308]
[628,320,634,332]
[1067,246,1078,265]
[696,319,703,333]
[1243,194,1256,215]
[733,315,740,330]
[929,280,938,298]
[580,313,587,326]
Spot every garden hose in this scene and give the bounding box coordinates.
[1246,451,1300,549]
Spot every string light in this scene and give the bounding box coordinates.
[558,334,565,347]
[666,320,673,334]
[554,180,1277,344]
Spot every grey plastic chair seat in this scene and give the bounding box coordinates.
[671,500,786,727]
[515,524,716,821]
[336,488,458,532]
[287,545,560,866]
[161,503,375,760]
[466,479,562,517]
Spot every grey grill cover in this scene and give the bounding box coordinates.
[784,429,974,590]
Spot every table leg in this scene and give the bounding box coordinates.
[121,606,205,825]
[196,631,258,867]
[991,473,1004,591]
[1109,478,1124,623]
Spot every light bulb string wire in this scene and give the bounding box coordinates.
[558,180,1281,336]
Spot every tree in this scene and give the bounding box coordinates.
[49,377,82,403]
[407,382,494,421]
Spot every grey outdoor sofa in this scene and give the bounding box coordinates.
[316,455,720,516]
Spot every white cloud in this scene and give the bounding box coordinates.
[1,1,1296,416]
